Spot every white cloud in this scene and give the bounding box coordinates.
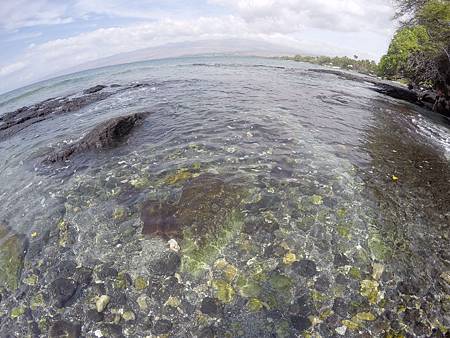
[210,0,393,33]
[0,62,26,76]
[0,0,72,30]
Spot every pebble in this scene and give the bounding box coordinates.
[293,259,318,277]
[48,320,81,338]
[153,319,173,334]
[50,278,78,308]
[200,297,219,316]
[168,238,180,252]
[96,295,111,313]
[335,326,347,335]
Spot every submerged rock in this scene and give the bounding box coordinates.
[0,224,27,291]
[140,174,247,276]
[0,91,114,141]
[44,112,148,163]
[48,320,81,338]
[83,85,106,95]
[141,201,179,238]
[50,278,78,308]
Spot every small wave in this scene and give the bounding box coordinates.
[411,115,450,159]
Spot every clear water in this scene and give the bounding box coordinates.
[0,56,449,337]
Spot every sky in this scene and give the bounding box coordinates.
[0,0,396,94]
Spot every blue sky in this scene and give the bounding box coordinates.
[0,0,396,93]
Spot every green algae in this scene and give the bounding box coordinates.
[311,195,323,205]
[337,223,351,239]
[214,258,238,281]
[268,273,293,292]
[348,266,362,280]
[239,280,262,298]
[130,176,151,189]
[134,276,148,290]
[368,232,392,261]
[360,279,379,304]
[336,207,347,218]
[57,219,69,247]
[115,272,130,289]
[10,306,25,319]
[31,293,45,310]
[247,298,264,312]
[164,168,198,185]
[342,319,359,331]
[23,274,38,286]
[181,210,244,277]
[112,207,126,220]
[0,224,26,291]
[355,312,376,321]
[212,280,235,303]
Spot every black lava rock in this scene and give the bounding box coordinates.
[397,280,420,295]
[48,320,81,338]
[44,112,148,163]
[332,297,349,317]
[153,319,173,335]
[290,315,311,331]
[86,309,104,322]
[314,275,330,292]
[83,85,106,95]
[293,259,318,277]
[50,278,78,308]
[150,251,181,276]
[333,253,350,267]
[200,297,219,316]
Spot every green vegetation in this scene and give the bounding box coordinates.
[379,0,450,90]
[281,55,378,75]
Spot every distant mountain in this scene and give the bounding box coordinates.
[58,38,305,76]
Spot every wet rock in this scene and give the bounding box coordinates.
[45,112,148,163]
[50,278,78,308]
[291,293,313,317]
[200,297,219,316]
[332,298,349,317]
[99,324,124,338]
[149,251,181,276]
[86,309,104,322]
[0,91,114,141]
[397,280,420,295]
[0,224,27,291]
[153,319,173,335]
[48,320,81,338]
[335,273,350,285]
[292,259,318,277]
[333,253,350,267]
[197,326,218,338]
[97,264,118,279]
[83,85,106,94]
[141,201,179,238]
[290,315,311,331]
[314,275,330,292]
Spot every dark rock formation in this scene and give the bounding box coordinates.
[372,83,419,105]
[0,91,114,141]
[50,278,78,308]
[48,320,81,338]
[140,201,179,238]
[83,85,106,95]
[44,112,148,163]
[308,68,450,119]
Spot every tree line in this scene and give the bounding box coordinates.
[379,0,450,93]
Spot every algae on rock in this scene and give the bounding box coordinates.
[0,224,26,291]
